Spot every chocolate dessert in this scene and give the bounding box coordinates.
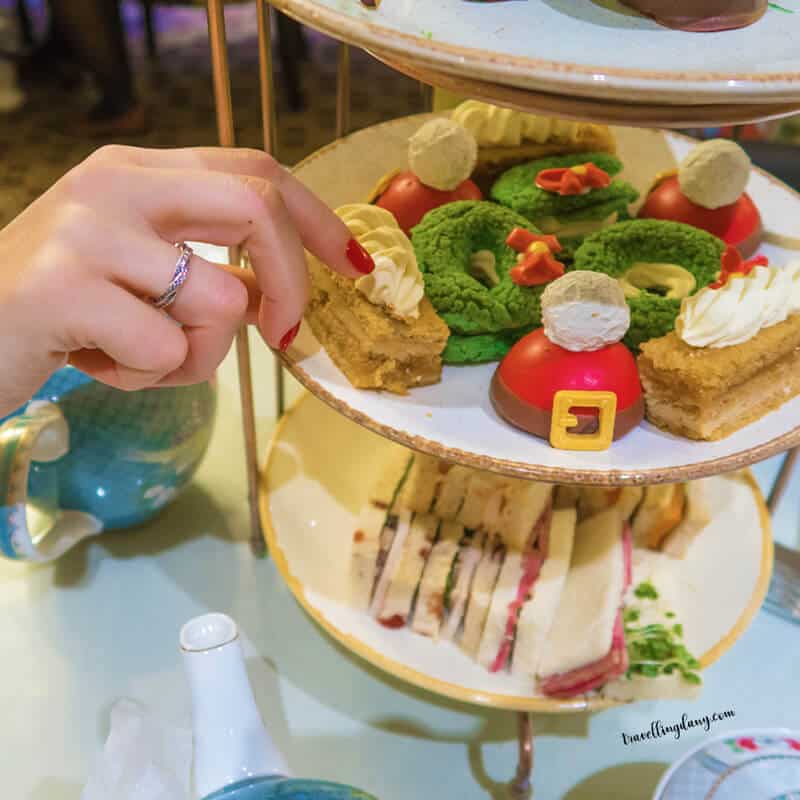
[620,0,767,31]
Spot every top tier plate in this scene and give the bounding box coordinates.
[284,115,800,485]
[268,0,800,105]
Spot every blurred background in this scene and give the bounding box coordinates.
[0,0,798,229]
[0,0,427,226]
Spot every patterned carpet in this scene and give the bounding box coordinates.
[0,2,425,226]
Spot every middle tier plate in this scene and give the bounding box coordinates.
[285,115,800,484]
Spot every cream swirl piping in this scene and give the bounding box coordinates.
[336,203,424,320]
[451,101,581,148]
[789,260,800,315]
[676,263,800,348]
[356,255,424,321]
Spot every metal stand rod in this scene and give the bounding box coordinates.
[207,0,265,555]
[765,446,800,623]
[768,447,799,514]
[419,81,433,113]
[257,3,276,155]
[510,712,534,799]
[337,43,351,139]
[256,1,286,420]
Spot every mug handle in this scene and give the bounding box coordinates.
[0,401,102,561]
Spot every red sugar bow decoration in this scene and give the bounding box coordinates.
[506,227,562,254]
[535,162,612,196]
[710,245,768,289]
[505,227,565,287]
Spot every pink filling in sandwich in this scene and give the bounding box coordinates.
[540,522,633,697]
[489,503,553,673]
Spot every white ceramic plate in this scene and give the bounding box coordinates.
[654,729,800,799]
[374,51,800,129]
[270,0,800,105]
[260,394,773,712]
[285,115,800,484]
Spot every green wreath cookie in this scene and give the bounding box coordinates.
[490,152,639,259]
[573,219,725,351]
[411,201,545,364]
[442,326,535,364]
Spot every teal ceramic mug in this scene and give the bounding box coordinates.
[203,777,378,800]
[0,366,216,561]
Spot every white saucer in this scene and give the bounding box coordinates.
[655,729,800,799]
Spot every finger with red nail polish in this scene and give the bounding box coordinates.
[346,238,375,275]
[279,321,301,352]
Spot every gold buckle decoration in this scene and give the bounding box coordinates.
[549,390,617,452]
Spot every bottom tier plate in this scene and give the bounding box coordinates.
[261,393,773,713]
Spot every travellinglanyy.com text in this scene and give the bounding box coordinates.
[621,709,736,745]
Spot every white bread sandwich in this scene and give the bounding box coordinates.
[631,482,711,557]
[455,471,509,531]
[661,480,713,558]
[348,450,703,701]
[412,520,464,637]
[432,465,472,518]
[475,500,555,671]
[511,507,577,677]
[459,535,505,657]
[537,508,632,698]
[577,486,643,523]
[395,454,552,548]
[373,513,439,627]
[440,530,487,641]
[351,452,552,636]
[397,453,444,514]
[349,449,413,610]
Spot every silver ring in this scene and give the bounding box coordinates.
[152,243,193,309]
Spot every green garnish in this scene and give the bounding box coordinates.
[624,606,701,686]
[634,581,659,600]
[769,3,793,13]
[443,531,477,612]
[665,611,676,619]
[442,554,459,612]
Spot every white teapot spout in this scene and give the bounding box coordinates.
[181,613,289,799]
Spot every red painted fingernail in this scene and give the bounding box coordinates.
[346,238,375,274]
[279,321,301,352]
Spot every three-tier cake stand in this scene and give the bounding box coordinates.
[203,1,800,795]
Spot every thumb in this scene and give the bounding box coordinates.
[217,263,261,326]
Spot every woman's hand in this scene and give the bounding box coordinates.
[0,145,373,416]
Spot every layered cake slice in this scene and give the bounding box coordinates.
[638,259,800,440]
[305,204,449,394]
